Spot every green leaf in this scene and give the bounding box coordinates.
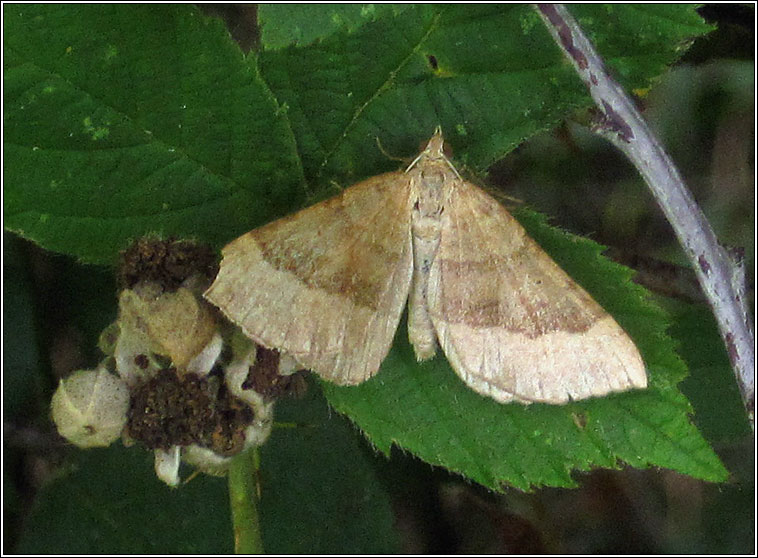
[4,4,714,258]
[4,4,304,264]
[663,297,752,443]
[256,4,714,191]
[571,4,716,90]
[323,210,728,490]
[259,379,400,554]
[16,444,235,554]
[258,4,578,187]
[258,4,413,50]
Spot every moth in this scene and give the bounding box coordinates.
[204,128,647,404]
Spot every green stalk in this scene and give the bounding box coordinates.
[228,448,264,554]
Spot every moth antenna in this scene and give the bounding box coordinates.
[374,135,408,163]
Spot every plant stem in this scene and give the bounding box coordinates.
[535,3,755,429]
[228,448,264,554]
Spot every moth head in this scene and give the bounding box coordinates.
[408,126,459,181]
[425,125,446,158]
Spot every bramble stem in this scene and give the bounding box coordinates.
[535,4,755,428]
[228,448,264,554]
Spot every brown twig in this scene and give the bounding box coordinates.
[535,4,755,428]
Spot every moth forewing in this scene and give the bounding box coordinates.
[204,173,415,385]
[426,177,647,404]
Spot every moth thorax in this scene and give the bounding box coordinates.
[413,168,446,222]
